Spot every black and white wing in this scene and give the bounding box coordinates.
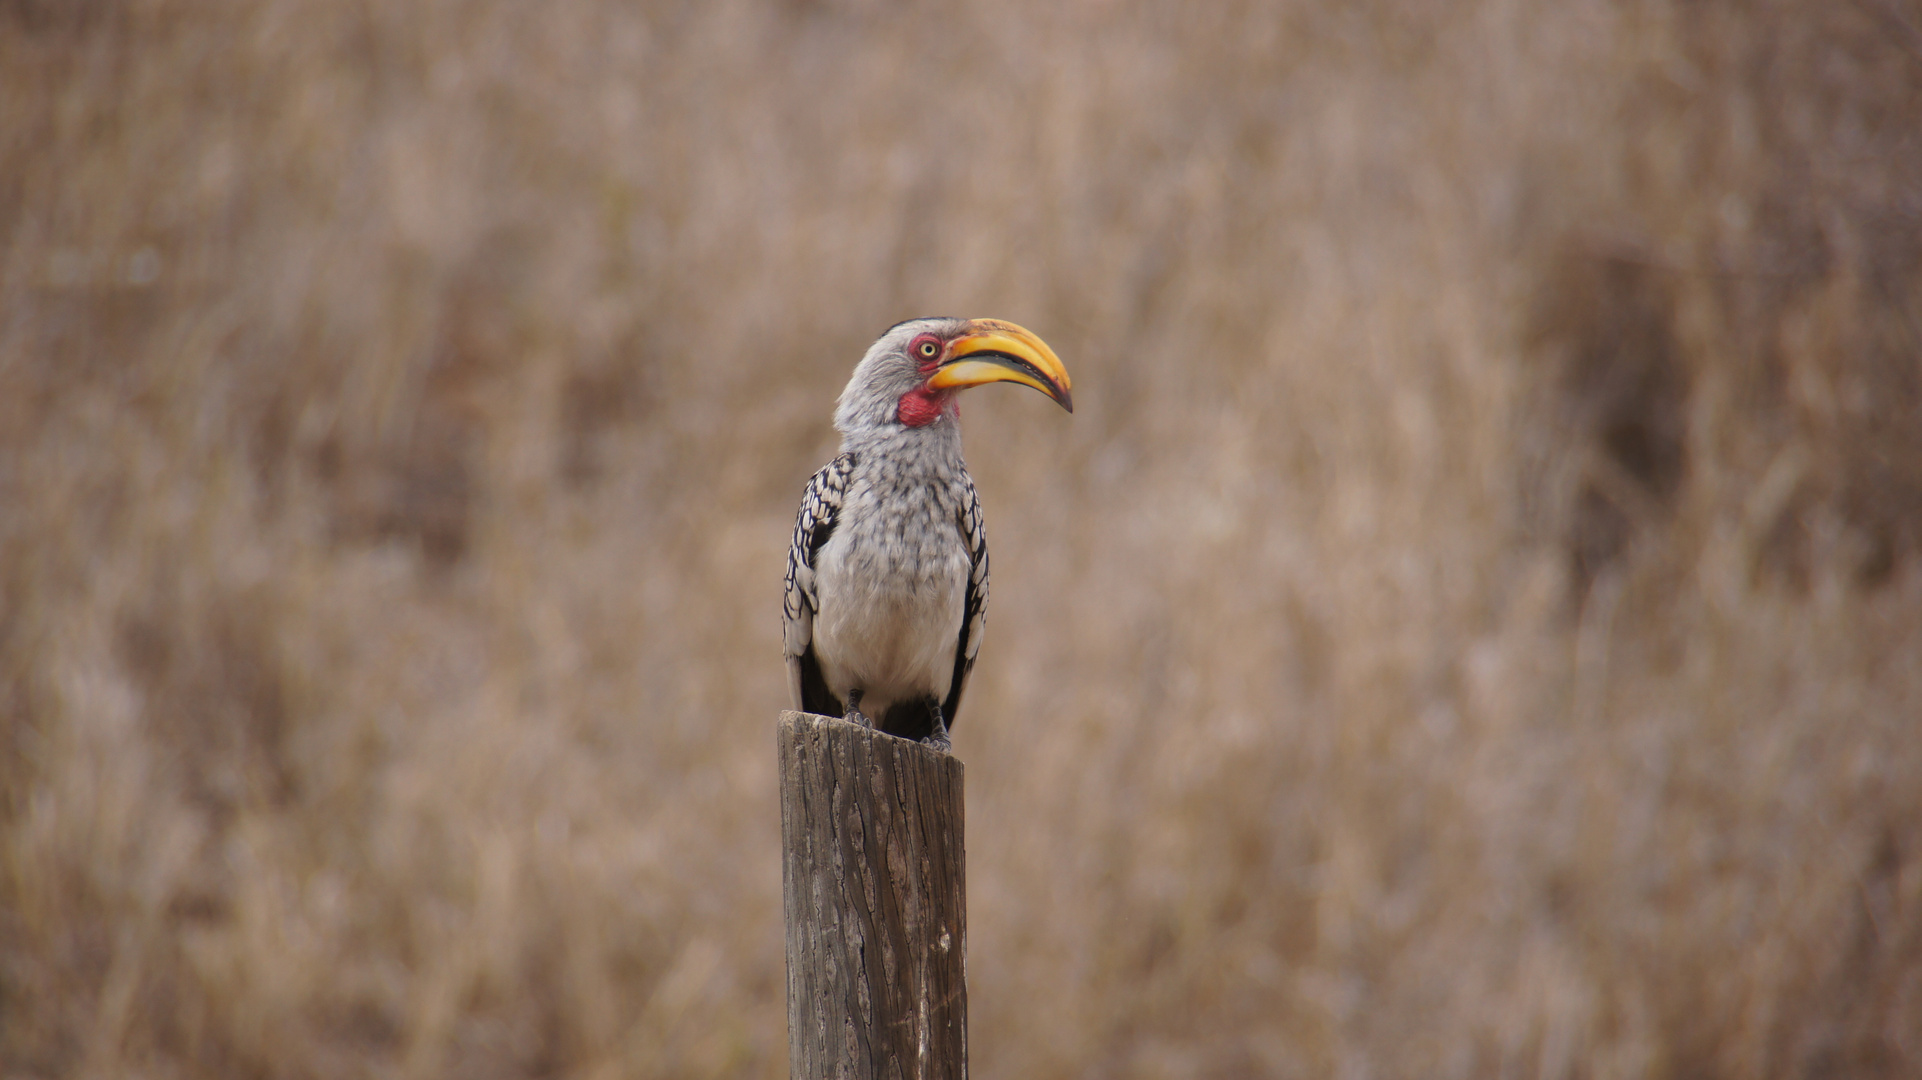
[941,471,989,727]
[784,453,856,715]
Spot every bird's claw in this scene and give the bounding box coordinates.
[922,709,952,754]
[843,689,871,728]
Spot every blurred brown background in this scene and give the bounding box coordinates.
[5,1,1921,1077]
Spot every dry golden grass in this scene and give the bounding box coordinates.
[4,1,1921,1076]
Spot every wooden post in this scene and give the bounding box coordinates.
[779,710,967,1079]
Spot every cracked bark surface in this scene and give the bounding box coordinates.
[780,711,967,1080]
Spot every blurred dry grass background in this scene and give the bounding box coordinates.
[4,0,1922,1076]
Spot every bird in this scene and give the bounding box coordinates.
[783,317,1073,751]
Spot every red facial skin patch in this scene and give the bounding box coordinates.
[897,387,952,427]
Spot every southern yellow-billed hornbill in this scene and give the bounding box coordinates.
[782,317,1072,751]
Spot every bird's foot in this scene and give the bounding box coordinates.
[843,689,872,728]
[921,708,952,754]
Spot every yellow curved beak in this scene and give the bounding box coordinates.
[926,318,1073,413]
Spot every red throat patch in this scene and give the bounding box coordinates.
[897,387,951,427]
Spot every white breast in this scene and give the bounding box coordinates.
[810,485,969,716]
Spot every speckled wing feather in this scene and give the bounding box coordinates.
[784,452,856,715]
[942,471,989,726]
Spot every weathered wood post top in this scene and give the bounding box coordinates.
[779,710,968,1079]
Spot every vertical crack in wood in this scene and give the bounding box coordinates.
[780,712,966,1079]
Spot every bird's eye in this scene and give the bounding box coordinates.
[917,340,940,360]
